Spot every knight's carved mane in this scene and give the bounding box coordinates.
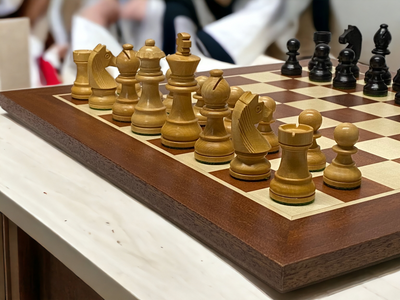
[232,92,270,154]
[88,44,117,89]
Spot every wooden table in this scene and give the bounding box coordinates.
[1,84,400,298]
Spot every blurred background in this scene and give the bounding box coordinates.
[0,0,399,91]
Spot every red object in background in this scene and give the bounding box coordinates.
[38,56,61,86]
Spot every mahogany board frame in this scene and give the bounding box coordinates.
[1,62,400,293]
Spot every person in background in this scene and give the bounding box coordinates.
[77,0,311,66]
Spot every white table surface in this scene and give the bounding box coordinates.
[1,105,400,300]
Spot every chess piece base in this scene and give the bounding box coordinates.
[269,172,315,205]
[131,124,162,135]
[89,88,116,110]
[333,80,357,90]
[281,65,302,76]
[309,72,332,82]
[112,102,137,122]
[363,89,388,97]
[113,114,132,122]
[71,85,92,100]
[195,152,234,165]
[269,184,315,206]
[323,177,361,190]
[269,191,315,206]
[229,169,271,181]
[323,162,362,190]
[161,137,197,149]
[229,154,271,182]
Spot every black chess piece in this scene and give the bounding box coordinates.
[392,68,400,92]
[308,31,332,71]
[363,55,388,97]
[338,25,362,78]
[395,91,400,105]
[364,24,392,85]
[333,49,357,89]
[309,44,332,82]
[281,38,302,76]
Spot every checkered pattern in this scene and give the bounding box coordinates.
[53,66,400,220]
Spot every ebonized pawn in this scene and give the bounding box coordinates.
[281,38,302,76]
[309,44,332,82]
[333,48,357,90]
[392,69,400,92]
[363,55,388,97]
[395,91,400,105]
[308,31,332,71]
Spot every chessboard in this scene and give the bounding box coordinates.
[1,61,400,293]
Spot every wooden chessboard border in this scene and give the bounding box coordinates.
[1,63,400,293]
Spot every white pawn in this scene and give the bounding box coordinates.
[257,96,279,153]
[323,123,362,189]
[298,109,326,171]
[224,86,244,134]
[193,75,208,126]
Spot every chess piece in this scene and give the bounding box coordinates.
[257,96,279,153]
[224,86,244,134]
[333,48,357,90]
[309,44,332,82]
[395,91,400,105]
[308,31,332,71]
[338,25,362,78]
[281,38,302,76]
[298,109,326,171]
[71,49,92,100]
[323,123,362,189]
[88,44,117,110]
[363,55,388,97]
[193,75,208,126]
[365,24,392,85]
[163,69,173,114]
[194,70,234,164]
[131,39,166,135]
[230,92,271,181]
[392,69,400,92]
[112,44,140,122]
[269,123,315,205]
[161,33,201,148]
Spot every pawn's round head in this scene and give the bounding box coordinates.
[334,123,359,148]
[314,44,330,58]
[339,48,355,63]
[227,86,244,107]
[287,38,300,52]
[298,109,322,132]
[195,75,208,95]
[370,55,386,69]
